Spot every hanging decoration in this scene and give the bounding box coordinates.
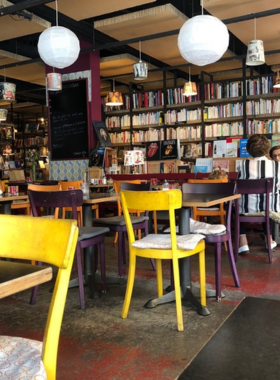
[133,41,148,80]
[246,18,265,66]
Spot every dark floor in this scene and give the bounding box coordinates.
[1,225,280,379]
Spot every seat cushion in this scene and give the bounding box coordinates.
[197,207,219,211]
[93,215,148,226]
[132,233,205,250]
[78,226,110,240]
[0,336,46,379]
[190,218,226,235]
[243,211,280,224]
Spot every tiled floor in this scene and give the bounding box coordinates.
[1,226,280,379]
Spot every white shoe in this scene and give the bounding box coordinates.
[238,245,249,254]
[266,241,277,250]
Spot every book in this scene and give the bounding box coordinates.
[89,147,106,167]
[160,139,180,160]
[226,142,238,158]
[92,121,112,147]
[213,159,230,172]
[271,134,280,147]
[213,140,226,158]
[240,139,251,157]
[146,141,161,161]
[194,158,213,173]
[160,160,177,173]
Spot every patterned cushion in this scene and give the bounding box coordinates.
[0,336,46,379]
[243,211,280,224]
[132,233,205,250]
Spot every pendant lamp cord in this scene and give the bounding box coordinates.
[139,41,142,62]
[201,0,204,16]
[55,0,58,26]
[254,18,256,40]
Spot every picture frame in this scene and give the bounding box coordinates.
[92,121,112,147]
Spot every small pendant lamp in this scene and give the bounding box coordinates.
[105,79,123,106]
[246,18,265,66]
[273,72,280,89]
[183,67,197,97]
[46,72,62,91]
[133,41,148,80]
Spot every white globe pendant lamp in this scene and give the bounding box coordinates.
[37,0,80,69]
[178,1,229,66]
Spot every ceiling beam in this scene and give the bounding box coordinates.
[0,0,53,16]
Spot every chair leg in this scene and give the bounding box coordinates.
[227,237,240,288]
[265,222,272,264]
[99,240,106,292]
[118,232,124,277]
[76,244,85,309]
[199,249,206,308]
[172,257,184,331]
[234,217,240,262]
[153,210,158,234]
[214,243,222,301]
[121,251,136,319]
[155,259,163,297]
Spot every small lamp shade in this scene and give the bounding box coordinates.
[246,40,265,66]
[178,15,229,66]
[0,109,8,121]
[105,91,123,106]
[183,82,197,97]
[46,73,62,91]
[274,72,280,89]
[38,26,80,69]
[133,61,148,80]
[0,82,16,101]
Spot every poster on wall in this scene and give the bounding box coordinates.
[92,121,112,147]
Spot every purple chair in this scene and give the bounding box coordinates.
[28,189,109,309]
[234,178,274,263]
[182,182,240,301]
[92,182,153,277]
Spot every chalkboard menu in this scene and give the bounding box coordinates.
[49,79,89,160]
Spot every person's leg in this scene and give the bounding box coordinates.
[261,221,277,248]
[239,223,249,253]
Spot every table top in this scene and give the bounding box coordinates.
[0,261,52,299]
[182,193,240,207]
[89,184,112,188]
[83,192,119,204]
[0,193,29,202]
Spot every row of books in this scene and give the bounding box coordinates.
[246,119,280,135]
[204,81,242,100]
[132,128,164,143]
[166,126,202,140]
[166,87,200,105]
[108,131,131,144]
[204,103,243,119]
[105,115,130,129]
[245,76,277,96]
[164,109,201,124]
[213,137,250,158]
[204,122,244,138]
[132,112,162,126]
[246,99,280,115]
[132,90,164,109]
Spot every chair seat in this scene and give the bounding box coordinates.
[197,207,219,211]
[0,336,46,379]
[78,226,110,240]
[190,219,226,235]
[132,233,205,250]
[93,215,148,226]
[204,231,230,243]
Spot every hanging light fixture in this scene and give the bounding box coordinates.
[178,0,229,66]
[274,71,280,88]
[133,41,148,80]
[0,109,7,121]
[0,69,16,102]
[46,72,62,91]
[105,79,123,106]
[183,67,197,97]
[246,18,265,66]
[37,0,80,69]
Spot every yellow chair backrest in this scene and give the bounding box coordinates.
[188,178,228,184]
[120,189,182,245]
[59,180,83,191]
[0,215,78,380]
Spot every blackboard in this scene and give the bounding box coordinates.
[49,79,89,160]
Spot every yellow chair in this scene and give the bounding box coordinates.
[59,180,85,226]
[0,214,78,380]
[120,189,206,332]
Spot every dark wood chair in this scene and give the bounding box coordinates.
[92,182,153,277]
[28,189,109,309]
[234,178,274,263]
[182,182,240,301]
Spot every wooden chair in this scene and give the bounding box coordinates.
[182,182,240,301]
[188,178,229,250]
[59,180,84,226]
[92,182,152,278]
[120,189,206,331]
[28,189,110,308]
[0,214,78,380]
[28,183,61,218]
[234,178,273,263]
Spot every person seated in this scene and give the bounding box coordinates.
[238,134,280,253]
[270,145,280,162]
